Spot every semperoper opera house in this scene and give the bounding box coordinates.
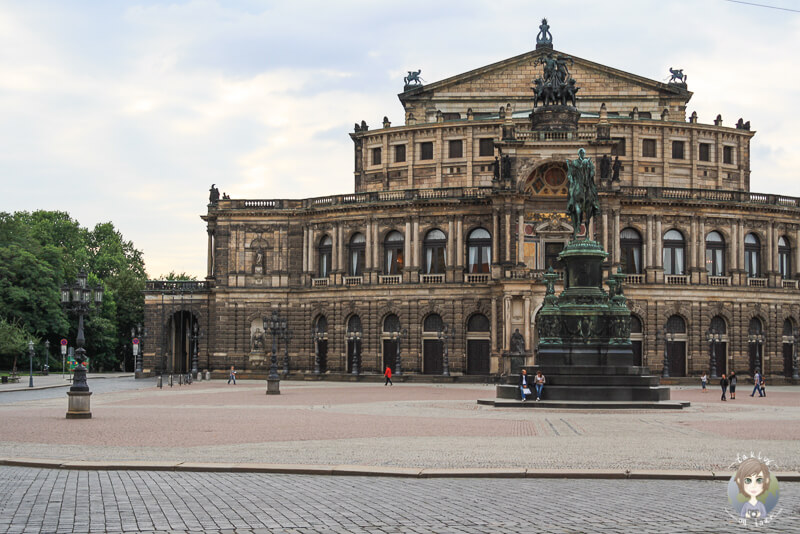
[143,21,800,382]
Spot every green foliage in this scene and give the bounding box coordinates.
[0,211,148,371]
[160,271,197,281]
[0,318,30,370]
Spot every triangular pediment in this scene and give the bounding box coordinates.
[399,48,691,118]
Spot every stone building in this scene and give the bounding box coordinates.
[143,24,800,381]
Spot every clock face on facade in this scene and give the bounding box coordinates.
[525,162,568,196]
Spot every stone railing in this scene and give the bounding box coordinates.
[344,276,363,286]
[465,273,490,283]
[622,274,644,284]
[747,278,767,288]
[708,276,731,286]
[666,275,688,285]
[145,280,210,292]
[378,275,401,285]
[420,273,445,284]
[312,278,329,287]
[782,279,799,289]
[619,187,800,208]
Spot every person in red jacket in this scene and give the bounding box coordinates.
[384,366,393,386]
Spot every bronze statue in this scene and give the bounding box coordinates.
[404,70,424,87]
[536,18,552,46]
[566,148,600,238]
[532,53,579,108]
[209,184,220,204]
[668,68,687,85]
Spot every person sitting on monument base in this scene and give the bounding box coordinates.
[519,369,532,401]
[534,370,546,401]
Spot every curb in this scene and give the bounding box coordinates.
[1,458,798,481]
[0,374,134,393]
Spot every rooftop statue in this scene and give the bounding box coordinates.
[536,18,552,46]
[532,53,579,107]
[404,70,424,88]
[566,148,600,239]
[668,68,687,86]
[209,184,220,204]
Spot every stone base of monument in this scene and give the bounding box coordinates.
[66,390,92,419]
[530,105,580,131]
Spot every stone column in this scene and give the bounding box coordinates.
[505,211,511,263]
[337,224,344,272]
[413,218,420,269]
[491,297,497,351]
[503,296,511,351]
[373,221,380,270]
[365,221,372,270]
[457,217,464,268]
[613,210,620,264]
[517,212,524,265]
[768,222,775,274]
[699,218,706,278]
[331,226,338,273]
[689,217,697,272]
[302,226,309,273]
[207,228,214,278]
[492,210,499,264]
[273,229,280,272]
[655,218,663,268]
[448,219,455,267]
[404,220,412,274]
[523,297,531,352]
[601,212,608,253]
[738,220,745,273]
[308,228,316,276]
[646,216,654,269]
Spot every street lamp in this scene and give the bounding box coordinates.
[44,340,50,375]
[437,322,454,377]
[282,327,292,376]
[60,339,68,379]
[263,309,284,394]
[706,327,719,379]
[748,332,764,375]
[190,322,199,378]
[389,327,408,376]
[131,324,147,375]
[347,329,362,375]
[311,325,325,375]
[28,340,34,388]
[60,268,103,419]
[661,328,672,378]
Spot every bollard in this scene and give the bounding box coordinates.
[178,374,183,386]
[157,375,162,389]
[169,374,173,387]
[205,370,210,381]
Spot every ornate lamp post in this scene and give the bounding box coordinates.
[390,327,408,376]
[263,309,283,394]
[661,328,671,378]
[282,327,292,375]
[792,328,800,380]
[311,326,323,375]
[44,340,50,375]
[347,329,361,375]
[706,327,719,379]
[27,340,34,387]
[60,269,104,419]
[748,332,764,374]
[437,322,454,377]
[131,324,146,376]
[190,322,200,378]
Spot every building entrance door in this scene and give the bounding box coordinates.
[383,340,397,373]
[668,341,686,377]
[423,340,443,374]
[783,343,793,378]
[467,340,490,374]
[318,340,328,373]
[714,343,727,376]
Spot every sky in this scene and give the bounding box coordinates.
[1,0,799,279]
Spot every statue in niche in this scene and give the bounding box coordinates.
[492,156,500,180]
[599,155,611,180]
[510,328,525,354]
[251,328,265,351]
[612,156,621,181]
[253,248,265,274]
[501,155,512,180]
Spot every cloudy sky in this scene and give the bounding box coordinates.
[2,0,799,278]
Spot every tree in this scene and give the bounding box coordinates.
[0,318,31,373]
[160,271,198,281]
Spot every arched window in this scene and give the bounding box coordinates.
[705,231,726,276]
[666,315,686,333]
[383,314,400,333]
[745,233,761,278]
[423,313,443,333]
[423,229,447,274]
[467,314,490,332]
[779,236,792,279]
[620,228,642,274]
[710,315,727,335]
[347,315,362,333]
[467,228,492,273]
[384,231,404,275]
[783,318,794,337]
[315,315,328,334]
[348,233,365,276]
[663,229,685,275]
[318,235,332,278]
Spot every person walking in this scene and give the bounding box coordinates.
[729,371,737,400]
[227,365,236,385]
[720,373,729,401]
[750,370,763,397]
[519,369,531,401]
[759,376,766,397]
[534,370,546,401]
[384,366,393,386]
[700,372,708,393]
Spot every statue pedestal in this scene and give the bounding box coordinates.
[66,391,92,419]
[266,378,280,395]
[530,105,580,132]
[502,352,530,375]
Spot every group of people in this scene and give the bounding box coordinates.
[706,371,765,401]
[519,369,546,401]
